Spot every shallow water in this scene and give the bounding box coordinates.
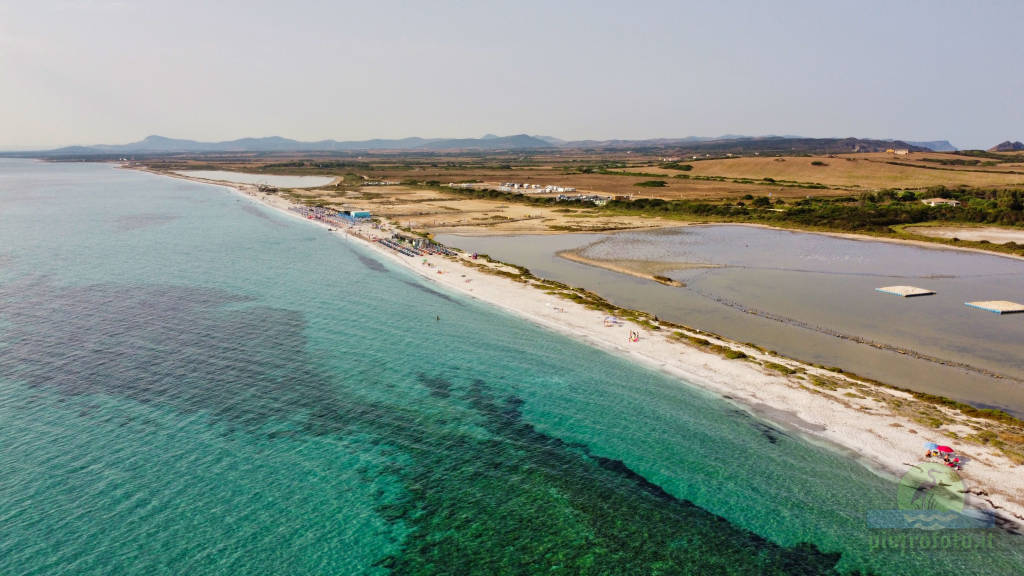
[175,169,334,188]
[438,228,1024,416]
[2,159,1022,574]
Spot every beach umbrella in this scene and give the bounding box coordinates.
[924,442,938,450]
[936,445,954,453]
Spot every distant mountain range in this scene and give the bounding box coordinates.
[6,134,961,157]
[40,133,553,155]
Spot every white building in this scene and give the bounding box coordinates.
[921,198,960,207]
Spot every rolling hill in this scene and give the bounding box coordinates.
[989,141,1024,152]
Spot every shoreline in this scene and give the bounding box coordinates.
[140,167,1024,530]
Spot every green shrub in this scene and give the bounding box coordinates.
[764,362,796,375]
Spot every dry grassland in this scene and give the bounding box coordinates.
[640,153,1024,190]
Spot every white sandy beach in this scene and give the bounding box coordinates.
[149,168,1024,529]
[904,225,1024,246]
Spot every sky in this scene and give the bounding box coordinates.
[0,0,1021,149]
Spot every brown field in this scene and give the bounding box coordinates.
[632,153,1024,190]
[887,152,1024,173]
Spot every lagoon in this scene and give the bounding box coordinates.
[437,226,1024,417]
[175,169,334,188]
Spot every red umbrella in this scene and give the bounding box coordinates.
[936,445,954,453]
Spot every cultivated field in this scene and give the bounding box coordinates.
[628,153,1024,190]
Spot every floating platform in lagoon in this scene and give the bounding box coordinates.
[875,285,935,297]
[964,300,1024,315]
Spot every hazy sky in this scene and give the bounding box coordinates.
[1,0,1021,149]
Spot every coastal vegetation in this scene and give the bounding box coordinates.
[764,362,797,375]
[607,186,1024,226]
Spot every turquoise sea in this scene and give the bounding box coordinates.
[1,159,1021,575]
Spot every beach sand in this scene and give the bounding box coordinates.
[148,168,1024,529]
[905,225,1024,246]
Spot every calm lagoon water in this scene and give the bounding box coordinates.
[175,169,334,188]
[2,159,1022,574]
[438,228,1024,417]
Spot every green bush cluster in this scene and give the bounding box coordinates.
[660,162,693,171]
[604,186,1024,231]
